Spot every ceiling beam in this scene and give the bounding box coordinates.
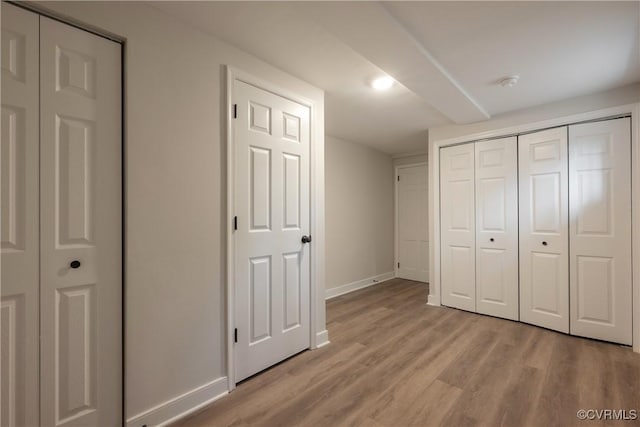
[298,2,491,124]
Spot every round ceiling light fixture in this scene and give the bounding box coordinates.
[499,75,519,87]
[371,75,394,91]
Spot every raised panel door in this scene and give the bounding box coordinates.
[234,79,311,381]
[440,143,475,312]
[475,137,518,321]
[519,127,569,333]
[569,118,632,344]
[1,5,40,425]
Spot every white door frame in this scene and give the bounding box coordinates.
[225,66,326,390]
[394,162,428,279]
[429,103,640,353]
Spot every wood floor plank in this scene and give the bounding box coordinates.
[176,279,640,427]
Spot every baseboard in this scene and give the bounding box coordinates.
[325,271,395,300]
[126,377,228,427]
[315,329,330,348]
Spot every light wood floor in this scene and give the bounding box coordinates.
[177,279,640,427]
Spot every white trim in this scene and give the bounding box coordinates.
[325,271,396,300]
[125,377,228,427]
[632,104,640,353]
[225,66,326,389]
[394,162,428,280]
[315,330,330,348]
[430,103,640,353]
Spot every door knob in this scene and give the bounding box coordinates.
[301,235,312,244]
[489,238,494,242]
[70,260,81,269]
[542,241,548,246]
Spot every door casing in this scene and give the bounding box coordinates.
[225,66,325,390]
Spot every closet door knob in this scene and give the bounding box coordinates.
[70,260,81,269]
[489,238,494,242]
[542,241,548,246]
[301,235,312,244]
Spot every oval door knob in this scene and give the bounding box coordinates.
[301,235,312,244]
[489,238,495,242]
[542,241,548,246]
[70,260,81,269]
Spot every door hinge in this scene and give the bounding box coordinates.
[233,216,238,231]
[397,262,400,268]
[234,328,238,343]
[233,104,238,119]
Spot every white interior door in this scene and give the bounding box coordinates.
[233,79,311,382]
[1,4,40,426]
[39,17,121,426]
[569,118,632,345]
[519,127,569,333]
[440,143,476,312]
[396,164,429,282]
[475,137,519,321]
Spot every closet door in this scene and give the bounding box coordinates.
[440,143,476,312]
[519,128,569,333]
[475,137,519,321]
[39,17,122,426]
[569,118,632,345]
[1,4,40,426]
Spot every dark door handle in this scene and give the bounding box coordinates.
[301,235,312,244]
[489,238,494,242]
[542,241,548,246]
[70,260,81,269]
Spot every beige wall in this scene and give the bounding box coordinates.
[32,1,324,423]
[325,135,395,289]
[429,83,640,143]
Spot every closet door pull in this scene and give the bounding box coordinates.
[542,241,548,246]
[489,238,494,242]
[70,260,81,269]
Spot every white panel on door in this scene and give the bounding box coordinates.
[519,127,569,333]
[1,4,40,426]
[250,146,271,231]
[569,118,632,345]
[440,144,475,312]
[234,79,311,382]
[283,253,301,331]
[57,116,95,246]
[56,285,97,423]
[40,17,121,426]
[396,164,429,282]
[249,257,272,343]
[475,137,518,320]
[283,153,300,229]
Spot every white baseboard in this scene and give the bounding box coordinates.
[325,271,395,300]
[126,377,228,427]
[314,329,330,348]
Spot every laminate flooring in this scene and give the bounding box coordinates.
[176,279,640,427]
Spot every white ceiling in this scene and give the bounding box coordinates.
[151,1,640,155]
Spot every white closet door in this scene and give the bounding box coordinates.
[475,137,519,321]
[233,79,311,382]
[1,4,40,426]
[569,118,632,345]
[397,164,429,282]
[519,127,569,333]
[440,143,476,312]
[39,17,121,426]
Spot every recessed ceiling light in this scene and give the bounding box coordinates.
[499,75,519,87]
[371,76,394,91]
